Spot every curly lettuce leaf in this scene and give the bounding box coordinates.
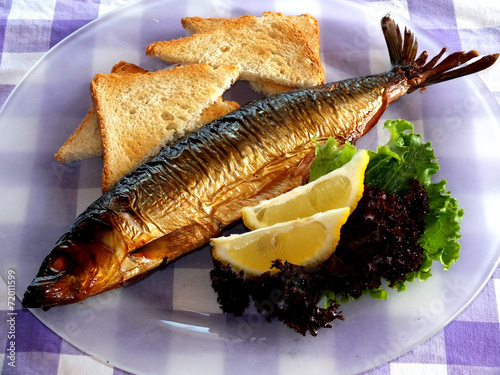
[309,137,357,182]
[364,120,439,195]
[420,180,464,270]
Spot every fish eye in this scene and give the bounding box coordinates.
[47,251,73,274]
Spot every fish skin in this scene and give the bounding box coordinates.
[22,16,498,309]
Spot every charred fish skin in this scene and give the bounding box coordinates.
[22,16,498,309]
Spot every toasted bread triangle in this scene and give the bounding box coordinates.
[146,14,324,90]
[55,62,147,163]
[91,63,239,192]
[181,11,321,95]
[55,62,239,164]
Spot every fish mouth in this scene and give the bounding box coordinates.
[22,248,86,309]
[22,273,81,309]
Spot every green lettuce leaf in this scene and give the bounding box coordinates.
[309,137,357,182]
[364,119,439,195]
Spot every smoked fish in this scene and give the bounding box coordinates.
[23,16,498,308]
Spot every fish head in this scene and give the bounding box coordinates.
[22,217,126,309]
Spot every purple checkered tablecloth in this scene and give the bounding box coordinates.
[1,0,499,374]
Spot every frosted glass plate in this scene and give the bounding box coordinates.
[1,0,499,374]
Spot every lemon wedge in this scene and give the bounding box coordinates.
[211,207,350,277]
[242,149,369,230]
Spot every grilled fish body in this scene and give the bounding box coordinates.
[23,16,498,308]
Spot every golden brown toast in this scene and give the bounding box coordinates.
[147,13,324,95]
[90,63,239,191]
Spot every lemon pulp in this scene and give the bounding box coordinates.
[227,221,327,271]
[255,176,351,224]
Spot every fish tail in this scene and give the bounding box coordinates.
[381,15,499,93]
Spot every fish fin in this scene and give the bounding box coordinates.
[381,14,419,67]
[130,220,221,262]
[381,15,498,92]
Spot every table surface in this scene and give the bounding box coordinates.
[0,0,499,374]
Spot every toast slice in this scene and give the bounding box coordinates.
[54,107,103,163]
[91,63,239,192]
[55,62,240,164]
[182,12,320,55]
[181,12,320,95]
[55,62,147,163]
[146,14,324,93]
